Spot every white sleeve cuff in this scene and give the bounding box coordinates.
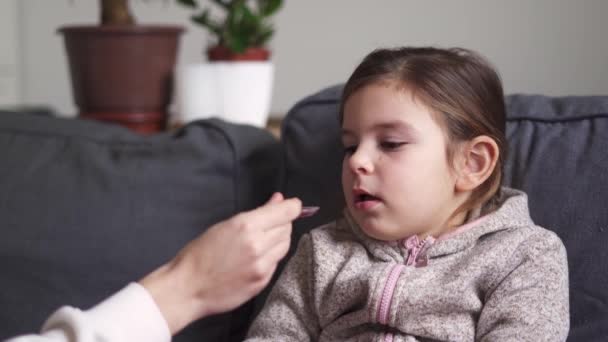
[5,283,170,342]
[81,282,171,342]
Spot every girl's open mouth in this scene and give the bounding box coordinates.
[353,192,382,211]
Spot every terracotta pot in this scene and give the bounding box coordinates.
[207,45,270,61]
[59,25,183,134]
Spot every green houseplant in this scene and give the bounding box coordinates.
[174,0,284,127]
[176,0,283,61]
[59,0,183,133]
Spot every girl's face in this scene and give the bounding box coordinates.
[341,82,463,241]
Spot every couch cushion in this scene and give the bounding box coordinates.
[504,95,608,341]
[280,85,608,341]
[0,112,281,341]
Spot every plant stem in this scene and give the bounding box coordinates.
[100,0,135,25]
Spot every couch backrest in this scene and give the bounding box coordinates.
[280,85,608,341]
[0,112,281,341]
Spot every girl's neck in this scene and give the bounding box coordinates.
[419,209,469,240]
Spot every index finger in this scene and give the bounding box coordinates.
[241,197,302,231]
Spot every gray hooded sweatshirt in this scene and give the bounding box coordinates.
[246,188,569,341]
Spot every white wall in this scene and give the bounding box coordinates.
[0,0,20,106]
[11,0,608,117]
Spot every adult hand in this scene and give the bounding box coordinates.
[139,193,301,334]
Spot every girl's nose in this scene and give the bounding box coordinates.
[348,147,374,174]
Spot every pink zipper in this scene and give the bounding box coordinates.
[376,219,483,339]
[376,235,433,340]
[377,264,405,325]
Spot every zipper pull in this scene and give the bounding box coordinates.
[413,236,435,268]
[403,235,422,266]
[414,255,428,267]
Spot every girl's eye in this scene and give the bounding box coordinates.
[343,145,357,155]
[380,141,406,150]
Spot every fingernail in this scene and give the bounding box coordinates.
[297,206,320,219]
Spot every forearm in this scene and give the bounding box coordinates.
[138,259,207,335]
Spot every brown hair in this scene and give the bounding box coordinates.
[340,47,507,214]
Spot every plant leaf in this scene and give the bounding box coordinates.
[176,0,197,8]
[226,33,247,53]
[211,0,232,10]
[241,4,261,30]
[227,1,246,32]
[184,0,279,52]
[241,5,263,46]
[191,9,222,36]
[191,9,210,25]
[254,24,274,46]
[258,0,282,17]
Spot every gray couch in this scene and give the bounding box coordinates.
[1,86,606,341]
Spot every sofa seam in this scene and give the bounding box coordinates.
[0,125,169,146]
[506,113,608,123]
[203,120,241,213]
[0,121,226,147]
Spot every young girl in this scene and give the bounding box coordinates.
[246,47,569,341]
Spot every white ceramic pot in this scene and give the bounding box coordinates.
[175,61,274,127]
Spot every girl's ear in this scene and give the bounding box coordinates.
[455,136,499,192]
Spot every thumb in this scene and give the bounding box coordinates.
[266,192,284,204]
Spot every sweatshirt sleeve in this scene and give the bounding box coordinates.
[477,230,570,341]
[246,234,320,341]
[4,283,171,342]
